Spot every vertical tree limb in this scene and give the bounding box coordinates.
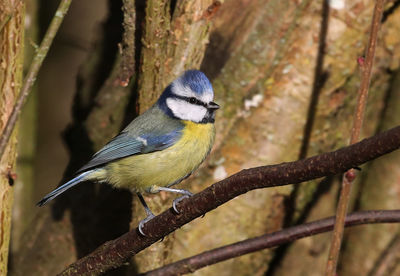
[339,58,400,275]
[0,1,24,274]
[325,1,386,275]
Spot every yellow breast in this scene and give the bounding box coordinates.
[106,121,215,192]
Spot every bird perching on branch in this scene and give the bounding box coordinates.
[38,70,219,235]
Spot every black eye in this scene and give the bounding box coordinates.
[189,97,196,104]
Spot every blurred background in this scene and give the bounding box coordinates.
[4,0,400,275]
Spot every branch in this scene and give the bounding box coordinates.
[58,125,400,276]
[0,1,24,273]
[0,0,72,160]
[141,210,400,276]
[326,1,385,275]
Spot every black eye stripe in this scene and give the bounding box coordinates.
[174,95,207,107]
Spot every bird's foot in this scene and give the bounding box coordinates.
[172,191,193,214]
[138,213,155,236]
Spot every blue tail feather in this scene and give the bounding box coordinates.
[37,170,94,206]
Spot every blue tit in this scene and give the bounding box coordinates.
[37,70,219,234]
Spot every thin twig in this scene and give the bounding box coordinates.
[0,0,72,160]
[325,1,385,275]
[141,210,400,276]
[58,126,400,276]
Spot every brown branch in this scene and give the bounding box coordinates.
[58,125,400,276]
[0,0,72,161]
[141,210,400,276]
[0,1,24,273]
[326,1,386,275]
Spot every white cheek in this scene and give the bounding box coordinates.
[166,98,207,123]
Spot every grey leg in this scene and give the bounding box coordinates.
[137,192,155,236]
[152,186,193,214]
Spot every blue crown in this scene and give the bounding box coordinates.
[179,70,213,96]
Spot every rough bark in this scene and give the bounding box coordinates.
[0,0,24,274]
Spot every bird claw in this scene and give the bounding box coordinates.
[138,213,155,236]
[172,192,193,214]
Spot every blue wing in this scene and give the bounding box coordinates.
[77,127,183,173]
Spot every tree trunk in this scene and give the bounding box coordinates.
[0,1,24,274]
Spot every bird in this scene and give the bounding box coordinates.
[37,70,219,235]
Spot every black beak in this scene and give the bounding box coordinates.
[207,101,220,110]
